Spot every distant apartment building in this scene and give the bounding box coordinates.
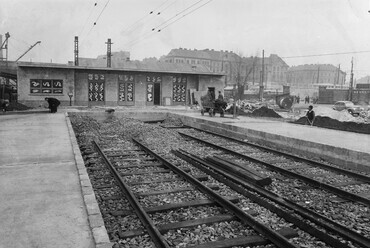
[0,35,3,60]
[162,48,289,92]
[286,64,346,98]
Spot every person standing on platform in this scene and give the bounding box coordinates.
[305,105,315,126]
[45,97,60,113]
[217,91,224,101]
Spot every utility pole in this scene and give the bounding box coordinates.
[259,50,264,101]
[74,36,79,66]
[106,38,113,68]
[1,32,10,99]
[349,57,354,101]
[335,64,340,86]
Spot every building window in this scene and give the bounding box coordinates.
[118,74,135,102]
[30,79,63,94]
[172,75,187,102]
[88,73,105,101]
[146,74,162,102]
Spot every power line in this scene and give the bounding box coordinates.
[152,0,207,31]
[157,0,214,32]
[79,1,98,37]
[121,0,173,35]
[94,0,111,26]
[124,0,214,49]
[80,0,111,45]
[282,50,370,59]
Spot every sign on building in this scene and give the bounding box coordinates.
[118,74,135,102]
[88,73,105,101]
[30,79,63,94]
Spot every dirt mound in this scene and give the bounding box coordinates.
[227,106,282,118]
[294,116,370,134]
[249,106,282,118]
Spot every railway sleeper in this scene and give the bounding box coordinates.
[107,196,241,216]
[128,175,209,185]
[119,167,190,176]
[117,214,262,239]
[100,184,219,201]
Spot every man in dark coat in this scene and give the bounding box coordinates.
[45,97,60,113]
[305,105,315,126]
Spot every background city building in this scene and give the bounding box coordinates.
[162,48,289,94]
[287,64,346,98]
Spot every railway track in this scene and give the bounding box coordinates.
[166,126,370,245]
[71,115,370,247]
[89,137,305,247]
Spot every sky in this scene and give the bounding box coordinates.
[1,0,370,80]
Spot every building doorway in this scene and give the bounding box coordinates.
[154,83,161,105]
[208,87,215,100]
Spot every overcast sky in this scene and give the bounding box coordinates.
[1,0,370,79]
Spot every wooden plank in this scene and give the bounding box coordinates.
[120,158,156,162]
[119,169,171,176]
[129,175,209,185]
[107,152,147,157]
[120,168,191,176]
[191,227,298,248]
[136,184,220,196]
[118,215,237,238]
[115,163,163,169]
[331,180,365,187]
[110,196,240,216]
[94,184,116,189]
[207,156,272,186]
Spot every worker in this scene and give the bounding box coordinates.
[45,97,60,113]
[305,105,315,126]
[217,91,224,101]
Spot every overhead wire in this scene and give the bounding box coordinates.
[152,0,208,32]
[94,0,111,26]
[282,50,370,59]
[157,0,214,32]
[79,1,99,37]
[80,0,111,45]
[121,0,173,36]
[125,0,213,48]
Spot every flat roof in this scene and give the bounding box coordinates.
[16,61,225,76]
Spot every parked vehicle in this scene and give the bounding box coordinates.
[332,101,364,116]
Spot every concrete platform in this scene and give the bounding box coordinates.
[0,113,111,248]
[173,111,370,172]
[0,108,369,248]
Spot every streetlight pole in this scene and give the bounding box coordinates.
[68,92,73,106]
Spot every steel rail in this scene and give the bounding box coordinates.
[181,128,370,183]
[173,149,370,248]
[132,138,299,248]
[179,132,370,206]
[92,141,170,248]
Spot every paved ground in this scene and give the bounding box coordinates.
[0,113,95,248]
[0,107,369,248]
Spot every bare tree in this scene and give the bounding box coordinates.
[230,52,258,101]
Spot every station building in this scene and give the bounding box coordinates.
[3,60,225,108]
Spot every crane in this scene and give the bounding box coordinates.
[15,41,41,62]
[0,32,10,50]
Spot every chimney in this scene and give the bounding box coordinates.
[74,36,79,66]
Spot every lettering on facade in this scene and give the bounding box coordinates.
[172,75,187,102]
[88,73,105,101]
[118,74,135,102]
[30,79,63,94]
[146,74,161,102]
[147,83,153,102]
